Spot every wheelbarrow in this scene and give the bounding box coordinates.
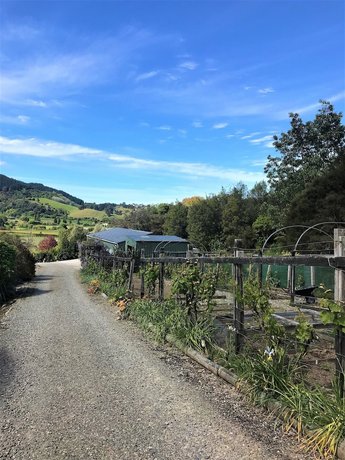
[294,286,317,304]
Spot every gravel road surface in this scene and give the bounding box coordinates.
[0,260,309,459]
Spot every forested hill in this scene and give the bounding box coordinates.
[0,174,133,225]
[0,174,84,206]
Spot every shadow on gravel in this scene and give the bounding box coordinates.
[34,275,56,281]
[17,287,53,298]
[0,348,15,398]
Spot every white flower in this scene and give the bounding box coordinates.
[264,346,275,358]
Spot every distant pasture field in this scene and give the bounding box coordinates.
[37,197,78,213]
[69,208,106,219]
[0,229,59,252]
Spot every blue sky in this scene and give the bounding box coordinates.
[0,0,344,204]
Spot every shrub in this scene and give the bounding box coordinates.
[0,234,35,282]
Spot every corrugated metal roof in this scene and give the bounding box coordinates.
[132,234,188,243]
[87,227,188,244]
[88,227,150,244]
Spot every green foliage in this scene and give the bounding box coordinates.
[295,312,315,356]
[171,263,217,323]
[0,234,35,282]
[265,101,345,223]
[0,241,16,286]
[187,198,221,251]
[141,263,159,295]
[163,202,188,238]
[0,235,35,302]
[81,258,128,301]
[320,298,345,332]
[127,298,215,354]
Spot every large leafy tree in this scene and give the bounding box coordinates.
[265,101,345,219]
[286,155,345,226]
[187,198,221,251]
[163,202,188,238]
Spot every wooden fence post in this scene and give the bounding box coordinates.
[310,266,316,286]
[257,249,263,289]
[127,258,135,293]
[334,228,345,397]
[288,250,296,305]
[140,262,145,298]
[159,261,165,301]
[233,239,244,353]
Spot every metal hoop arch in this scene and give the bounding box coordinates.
[261,225,332,254]
[293,221,345,253]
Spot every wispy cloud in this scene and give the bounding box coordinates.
[192,121,203,128]
[0,136,102,158]
[0,26,158,105]
[278,91,345,117]
[249,134,274,148]
[0,135,264,183]
[240,132,261,140]
[258,87,275,94]
[179,61,198,71]
[0,114,30,125]
[250,159,267,167]
[157,125,172,131]
[135,70,159,82]
[25,99,48,108]
[213,122,228,129]
[108,153,264,182]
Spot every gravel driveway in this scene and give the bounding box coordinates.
[0,260,309,460]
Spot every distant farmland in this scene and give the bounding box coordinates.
[38,198,106,219]
[38,197,78,214]
[69,208,106,219]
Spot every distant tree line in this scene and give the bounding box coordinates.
[115,101,345,252]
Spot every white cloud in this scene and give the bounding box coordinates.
[240,132,261,140]
[108,152,264,182]
[0,136,102,158]
[258,87,275,94]
[0,160,6,167]
[179,61,198,71]
[157,125,172,131]
[192,121,203,128]
[135,70,159,82]
[249,134,275,148]
[249,135,274,144]
[279,91,345,117]
[0,114,30,125]
[225,134,235,138]
[250,159,267,167]
[0,27,158,105]
[0,135,264,184]
[25,99,48,108]
[213,122,228,129]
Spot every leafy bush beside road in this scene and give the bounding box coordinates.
[0,234,35,303]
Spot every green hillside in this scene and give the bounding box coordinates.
[70,208,106,219]
[38,197,79,214]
